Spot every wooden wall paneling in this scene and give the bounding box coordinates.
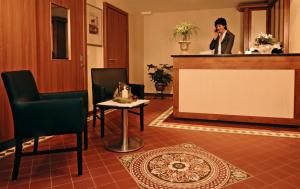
[36,0,52,91]
[0,0,37,142]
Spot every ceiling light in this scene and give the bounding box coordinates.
[141,11,152,15]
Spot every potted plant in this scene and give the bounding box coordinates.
[147,64,173,94]
[173,22,198,52]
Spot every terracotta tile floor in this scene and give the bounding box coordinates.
[1,97,300,189]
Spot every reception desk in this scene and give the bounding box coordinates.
[172,54,300,126]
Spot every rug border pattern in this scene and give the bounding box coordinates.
[149,107,300,139]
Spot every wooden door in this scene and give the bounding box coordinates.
[36,0,86,92]
[104,3,129,69]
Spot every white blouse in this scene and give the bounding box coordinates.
[218,30,227,55]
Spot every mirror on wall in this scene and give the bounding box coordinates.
[239,0,290,53]
[51,4,70,59]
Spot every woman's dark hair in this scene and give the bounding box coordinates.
[215,18,227,30]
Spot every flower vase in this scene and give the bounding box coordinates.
[178,41,191,54]
[257,44,272,54]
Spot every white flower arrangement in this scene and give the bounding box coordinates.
[255,32,274,45]
[173,22,198,41]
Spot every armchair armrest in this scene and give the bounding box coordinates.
[129,84,144,99]
[14,98,83,138]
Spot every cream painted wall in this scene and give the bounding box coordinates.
[251,10,266,46]
[289,0,300,53]
[143,8,242,93]
[86,0,144,111]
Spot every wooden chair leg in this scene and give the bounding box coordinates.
[93,106,97,128]
[84,120,88,150]
[33,136,39,152]
[77,133,82,176]
[12,138,22,180]
[100,109,105,138]
[140,105,144,131]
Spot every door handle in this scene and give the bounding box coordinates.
[108,59,117,64]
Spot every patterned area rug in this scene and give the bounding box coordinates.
[119,143,251,189]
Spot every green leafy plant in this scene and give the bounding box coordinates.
[173,22,198,41]
[147,64,173,85]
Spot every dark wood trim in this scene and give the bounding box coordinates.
[271,3,275,35]
[87,43,103,47]
[144,93,173,97]
[237,1,271,12]
[266,8,272,34]
[243,10,252,51]
[173,56,300,70]
[103,2,108,68]
[103,2,128,15]
[268,0,277,6]
[283,0,290,53]
[277,0,281,40]
[173,67,179,117]
[174,112,300,126]
[294,70,300,119]
[83,0,88,90]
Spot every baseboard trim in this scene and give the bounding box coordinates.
[145,93,173,98]
[0,139,15,152]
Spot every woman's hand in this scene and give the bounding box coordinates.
[213,29,219,39]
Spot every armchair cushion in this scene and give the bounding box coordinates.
[40,90,88,113]
[14,98,83,138]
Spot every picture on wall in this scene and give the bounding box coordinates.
[86,4,103,46]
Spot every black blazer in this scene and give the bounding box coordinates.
[209,30,235,54]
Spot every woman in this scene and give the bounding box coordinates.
[209,18,235,54]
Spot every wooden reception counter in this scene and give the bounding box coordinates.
[171,54,300,126]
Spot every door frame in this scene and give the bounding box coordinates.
[103,2,129,69]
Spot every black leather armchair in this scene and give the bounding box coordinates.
[91,68,144,137]
[1,70,88,180]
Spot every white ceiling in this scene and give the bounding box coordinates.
[126,0,264,13]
